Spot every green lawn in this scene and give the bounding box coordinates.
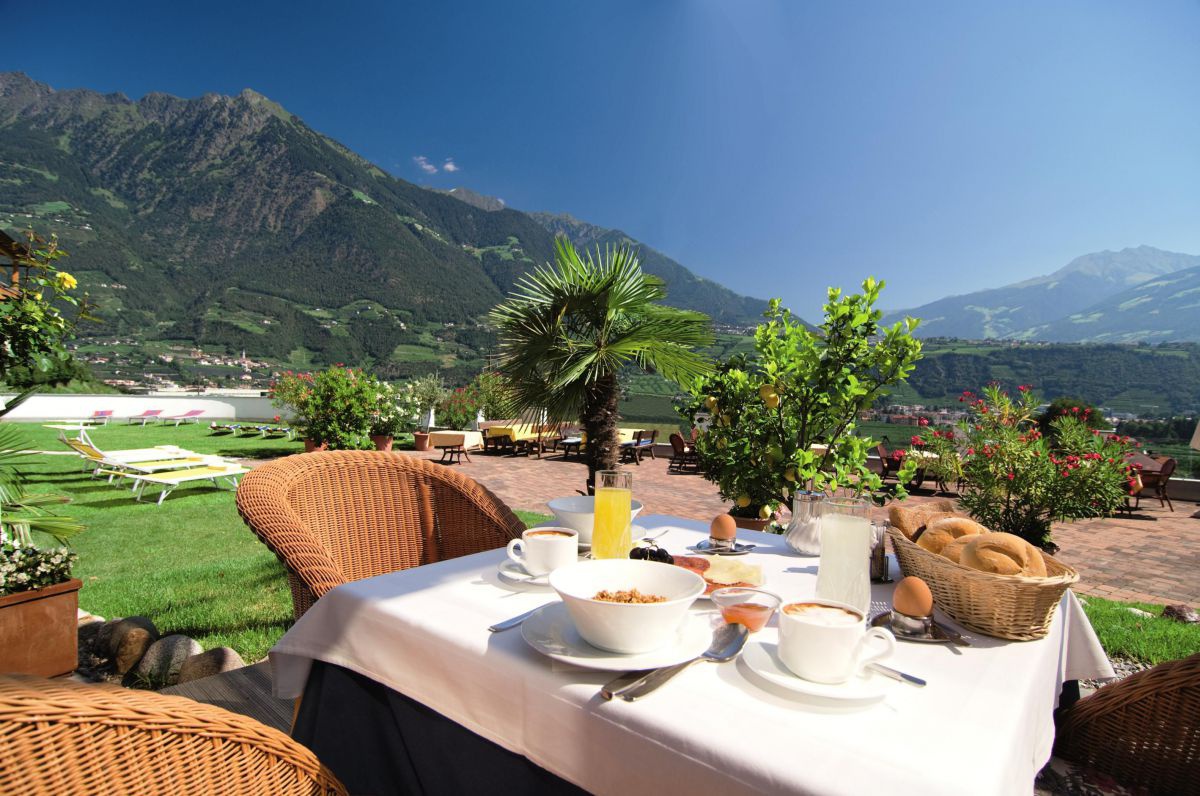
[9,421,547,662]
[1079,596,1200,665]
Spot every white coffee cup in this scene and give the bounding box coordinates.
[506,527,579,576]
[778,598,896,684]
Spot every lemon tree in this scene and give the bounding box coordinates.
[679,279,923,519]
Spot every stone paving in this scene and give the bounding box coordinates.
[403,447,1200,607]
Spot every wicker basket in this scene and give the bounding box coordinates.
[887,527,1078,640]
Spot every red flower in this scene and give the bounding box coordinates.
[891,450,906,461]
[1017,384,1031,392]
[966,447,975,455]
[1007,472,1015,481]
[910,436,924,446]
[918,417,929,426]
[1061,471,1070,478]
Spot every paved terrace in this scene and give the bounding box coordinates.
[399,447,1200,607]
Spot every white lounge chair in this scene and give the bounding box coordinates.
[126,464,250,505]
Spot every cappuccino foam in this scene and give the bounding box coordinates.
[783,602,861,626]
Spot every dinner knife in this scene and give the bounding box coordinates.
[868,662,926,687]
[488,604,550,632]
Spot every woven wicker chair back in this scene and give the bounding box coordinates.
[1054,652,1200,793]
[0,674,346,795]
[237,451,524,618]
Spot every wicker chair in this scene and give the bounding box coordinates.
[237,451,525,618]
[1053,652,1200,794]
[0,674,346,795]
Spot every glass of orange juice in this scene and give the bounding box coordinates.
[592,470,633,559]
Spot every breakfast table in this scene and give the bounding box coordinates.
[271,515,1114,796]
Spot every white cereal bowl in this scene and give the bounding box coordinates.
[548,559,705,654]
[546,496,644,545]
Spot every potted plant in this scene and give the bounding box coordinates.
[409,373,449,452]
[274,367,380,451]
[368,382,419,451]
[913,384,1137,551]
[0,541,81,677]
[679,279,923,530]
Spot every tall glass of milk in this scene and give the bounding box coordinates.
[816,497,872,615]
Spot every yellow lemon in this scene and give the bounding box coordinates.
[704,396,718,412]
[735,495,751,508]
[720,413,731,427]
[758,504,772,519]
[765,393,780,409]
[784,467,797,482]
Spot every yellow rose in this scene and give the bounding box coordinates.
[55,271,78,290]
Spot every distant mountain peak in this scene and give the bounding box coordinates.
[883,245,1200,342]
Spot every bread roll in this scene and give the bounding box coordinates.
[961,532,1048,577]
[916,516,986,555]
[888,499,958,539]
[939,535,974,564]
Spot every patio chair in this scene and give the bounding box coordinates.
[1052,652,1199,795]
[876,441,901,481]
[668,432,699,472]
[0,674,346,795]
[1136,457,1176,512]
[86,409,113,425]
[127,409,163,426]
[236,451,525,618]
[629,428,658,463]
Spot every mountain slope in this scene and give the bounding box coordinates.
[882,246,1200,340]
[529,212,768,326]
[0,72,764,376]
[1024,265,1200,343]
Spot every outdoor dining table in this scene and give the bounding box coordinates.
[271,515,1114,796]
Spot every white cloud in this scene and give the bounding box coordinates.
[442,158,460,173]
[413,155,438,174]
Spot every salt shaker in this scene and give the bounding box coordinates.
[869,522,892,583]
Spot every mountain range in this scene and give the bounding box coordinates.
[883,246,1200,342]
[0,72,766,379]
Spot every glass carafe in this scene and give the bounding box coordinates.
[815,497,872,615]
[784,491,824,555]
[592,470,633,559]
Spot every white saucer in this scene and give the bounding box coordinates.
[578,524,649,550]
[740,639,891,702]
[497,559,551,587]
[521,602,711,671]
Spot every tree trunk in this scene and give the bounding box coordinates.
[581,373,621,493]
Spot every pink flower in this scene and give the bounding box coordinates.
[918,417,929,427]
[1017,384,1031,393]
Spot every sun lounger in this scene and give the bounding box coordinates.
[126,464,250,505]
[58,435,200,476]
[127,410,163,426]
[161,409,205,426]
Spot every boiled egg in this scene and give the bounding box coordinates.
[710,513,738,541]
[893,576,934,618]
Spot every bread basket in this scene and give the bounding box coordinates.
[887,526,1078,640]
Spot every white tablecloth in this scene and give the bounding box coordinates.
[271,515,1114,796]
[428,430,484,450]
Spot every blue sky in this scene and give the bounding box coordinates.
[9,1,1200,318]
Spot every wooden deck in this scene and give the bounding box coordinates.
[161,661,292,733]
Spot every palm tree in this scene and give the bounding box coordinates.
[490,237,714,489]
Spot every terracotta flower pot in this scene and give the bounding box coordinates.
[731,513,775,532]
[304,439,328,453]
[371,434,394,452]
[0,578,82,677]
[413,432,432,452]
